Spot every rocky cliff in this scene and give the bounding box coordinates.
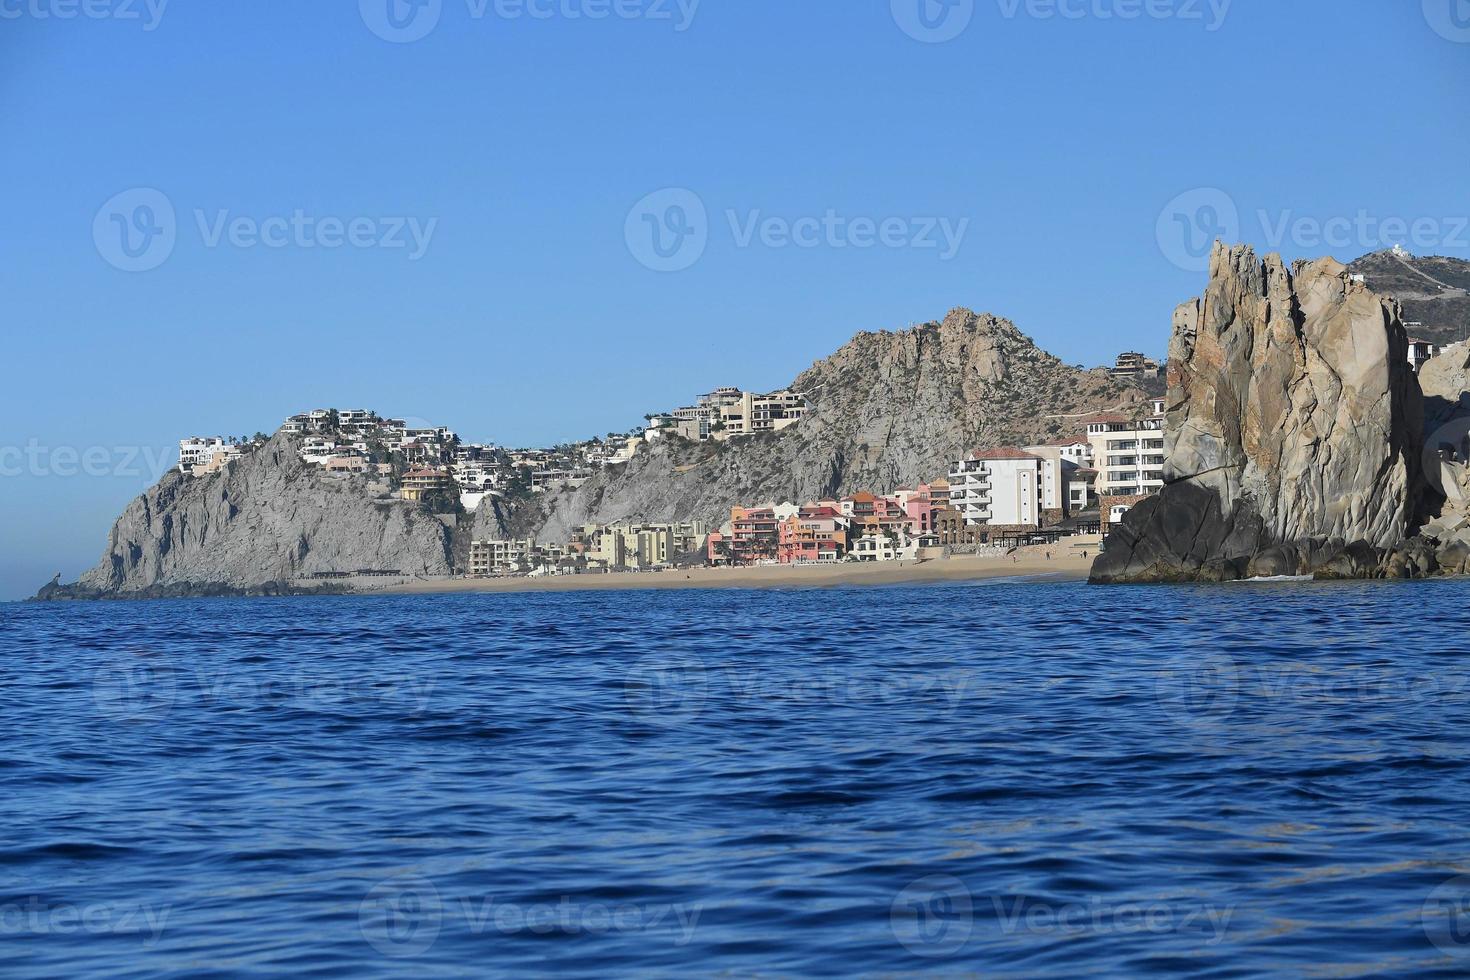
[43,433,463,598]
[1092,243,1438,583]
[530,308,1143,542]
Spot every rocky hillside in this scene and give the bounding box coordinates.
[1092,243,1446,583]
[529,308,1145,542]
[1348,250,1470,348]
[42,433,465,598]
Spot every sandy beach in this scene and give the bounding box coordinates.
[373,540,1098,596]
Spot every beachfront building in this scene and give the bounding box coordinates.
[710,506,781,565]
[948,448,1049,530]
[1087,398,1166,532]
[777,507,849,564]
[850,531,898,563]
[468,539,534,576]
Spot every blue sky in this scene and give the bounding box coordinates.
[2,0,1468,599]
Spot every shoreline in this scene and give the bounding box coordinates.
[369,544,1097,597]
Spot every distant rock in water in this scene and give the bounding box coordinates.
[1092,243,1438,583]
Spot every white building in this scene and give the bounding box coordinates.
[1408,338,1440,374]
[178,437,227,474]
[949,449,1048,527]
[1086,399,1166,499]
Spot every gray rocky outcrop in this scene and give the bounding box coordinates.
[45,433,459,598]
[1092,243,1433,582]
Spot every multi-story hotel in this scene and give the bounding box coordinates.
[949,446,1078,529]
[1087,397,1167,530]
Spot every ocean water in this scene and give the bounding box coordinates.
[5,579,1470,977]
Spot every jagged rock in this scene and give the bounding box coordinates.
[533,308,1142,541]
[1092,243,1428,583]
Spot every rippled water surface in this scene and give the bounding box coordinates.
[6,579,1470,977]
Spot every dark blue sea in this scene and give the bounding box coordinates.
[5,579,1470,977]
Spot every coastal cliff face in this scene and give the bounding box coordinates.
[531,308,1143,542]
[1092,243,1432,583]
[49,434,460,598]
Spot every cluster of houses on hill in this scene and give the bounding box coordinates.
[175,385,810,512]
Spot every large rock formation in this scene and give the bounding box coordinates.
[47,433,462,598]
[532,308,1142,542]
[1092,243,1433,582]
